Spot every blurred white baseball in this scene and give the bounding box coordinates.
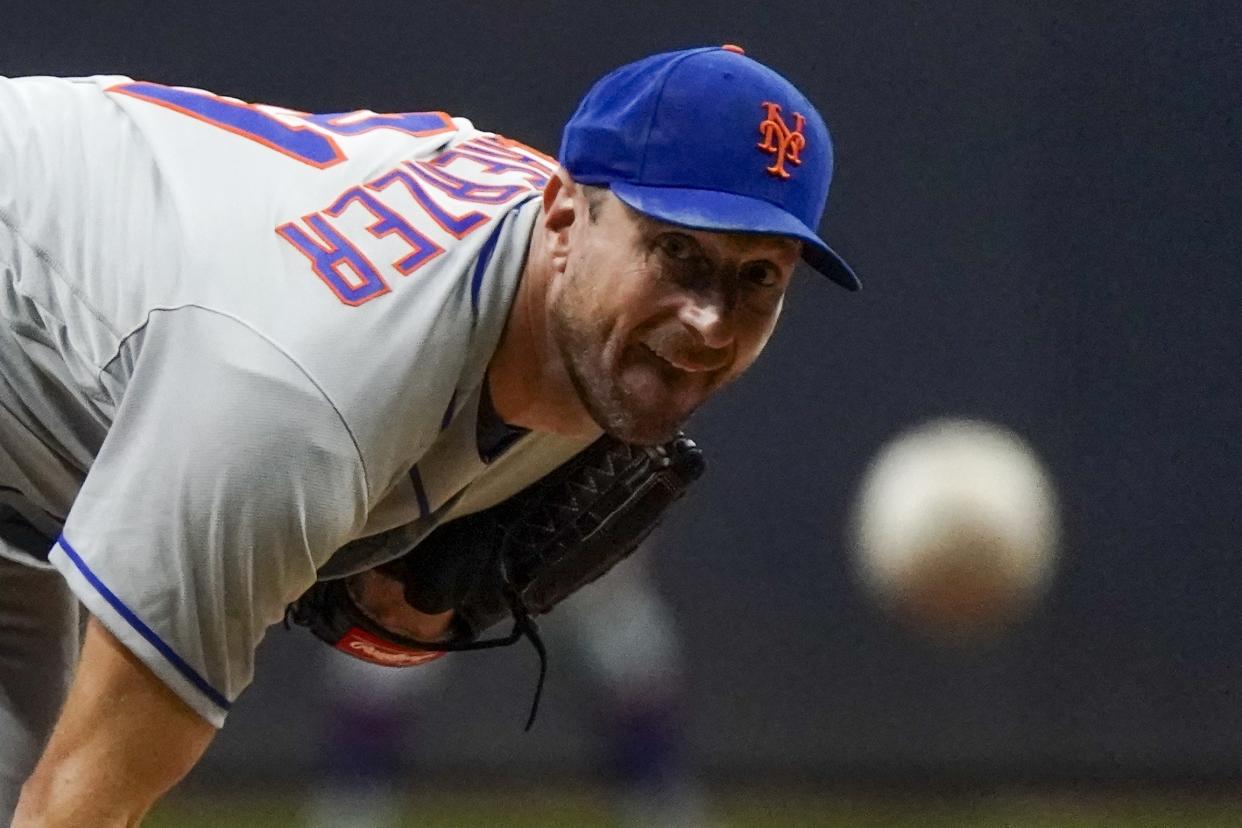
[851,418,1059,641]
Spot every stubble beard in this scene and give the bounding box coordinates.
[550,285,687,447]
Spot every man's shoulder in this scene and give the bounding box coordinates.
[98,78,558,218]
[223,193,539,505]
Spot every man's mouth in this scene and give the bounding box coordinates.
[640,338,726,374]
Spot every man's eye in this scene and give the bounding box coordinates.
[741,262,780,288]
[656,233,696,260]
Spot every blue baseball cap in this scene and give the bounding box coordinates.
[559,45,859,291]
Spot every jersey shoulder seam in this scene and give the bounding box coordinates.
[98,303,373,512]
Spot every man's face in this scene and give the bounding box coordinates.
[549,189,800,445]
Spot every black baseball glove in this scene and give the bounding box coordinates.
[287,432,705,727]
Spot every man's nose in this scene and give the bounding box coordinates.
[678,293,734,350]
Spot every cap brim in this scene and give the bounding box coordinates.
[610,182,860,291]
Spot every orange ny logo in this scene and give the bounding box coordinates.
[756,101,807,180]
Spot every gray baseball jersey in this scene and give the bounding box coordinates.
[0,75,591,726]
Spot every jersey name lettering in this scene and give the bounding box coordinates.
[108,81,555,307]
[277,136,554,306]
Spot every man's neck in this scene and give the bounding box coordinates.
[486,225,600,439]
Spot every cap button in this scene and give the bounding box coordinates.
[720,44,745,54]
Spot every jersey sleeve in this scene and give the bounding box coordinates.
[48,306,368,727]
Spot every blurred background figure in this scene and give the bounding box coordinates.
[303,548,710,828]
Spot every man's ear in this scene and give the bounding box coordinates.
[542,167,578,242]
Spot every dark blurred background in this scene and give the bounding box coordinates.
[5,0,1241,819]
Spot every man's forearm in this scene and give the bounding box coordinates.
[16,757,151,828]
[13,619,216,826]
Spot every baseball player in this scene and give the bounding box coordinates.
[0,44,858,825]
